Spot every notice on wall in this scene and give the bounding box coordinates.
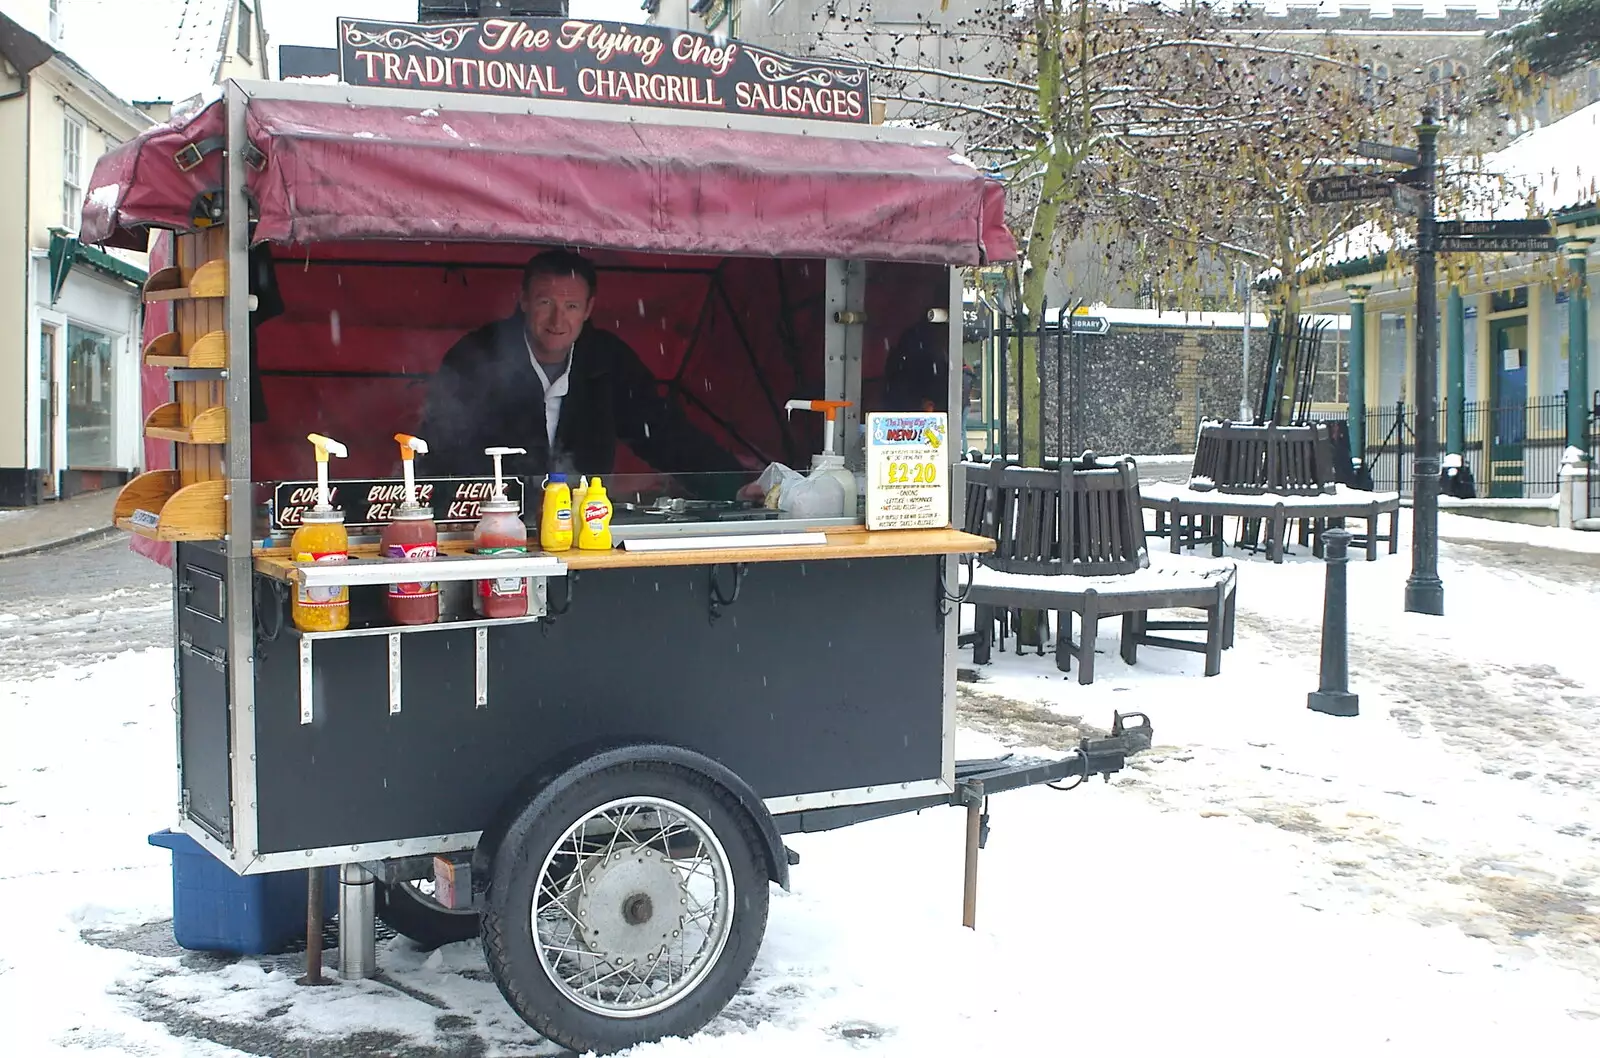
[865,413,950,531]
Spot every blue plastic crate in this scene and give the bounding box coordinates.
[148,829,339,955]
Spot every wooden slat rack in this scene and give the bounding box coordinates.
[116,228,231,543]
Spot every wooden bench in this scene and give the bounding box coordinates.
[962,457,1238,685]
[1140,481,1401,564]
[1191,421,1338,496]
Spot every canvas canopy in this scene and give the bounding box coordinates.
[82,94,1016,265]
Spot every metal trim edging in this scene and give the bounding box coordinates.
[224,82,261,863]
[233,78,959,147]
[762,777,951,816]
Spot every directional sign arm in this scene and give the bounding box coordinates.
[1356,140,1421,166]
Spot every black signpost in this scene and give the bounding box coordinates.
[1406,111,1444,616]
[336,17,871,123]
[1308,111,1563,617]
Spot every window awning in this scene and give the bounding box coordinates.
[48,229,148,303]
[82,94,1016,266]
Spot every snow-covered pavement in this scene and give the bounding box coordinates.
[1,520,1597,1056]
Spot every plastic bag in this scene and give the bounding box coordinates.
[754,462,846,518]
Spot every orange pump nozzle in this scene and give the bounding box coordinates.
[784,399,853,456]
[394,433,429,508]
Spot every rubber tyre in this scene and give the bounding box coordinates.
[374,879,481,949]
[480,761,770,1054]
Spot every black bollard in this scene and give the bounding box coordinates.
[1308,528,1360,717]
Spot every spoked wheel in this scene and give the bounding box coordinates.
[481,762,769,1054]
[375,876,481,950]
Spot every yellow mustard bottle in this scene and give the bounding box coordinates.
[540,473,574,552]
[291,434,350,632]
[577,476,614,550]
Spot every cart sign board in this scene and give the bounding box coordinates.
[337,18,871,123]
[865,413,951,531]
[272,476,526,531]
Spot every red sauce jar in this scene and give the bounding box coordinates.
[473,498,529,618]
[382,504,439,626]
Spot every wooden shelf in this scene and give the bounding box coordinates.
[143,330,227,369]
[142,259,226,302]
[144,402,227,445]
[113,471,226,541]
[256,528,994,580]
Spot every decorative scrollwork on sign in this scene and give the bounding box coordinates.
[342,24,473,52]
[744,46,865,89]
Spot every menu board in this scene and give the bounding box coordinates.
[272,476,525,531]
[865,413,950,531]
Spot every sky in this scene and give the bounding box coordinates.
[265,1,645,50]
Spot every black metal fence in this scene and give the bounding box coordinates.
[1313,394,1576,499]
[1590,394,1600,521]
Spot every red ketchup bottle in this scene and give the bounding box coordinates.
[383,433,440,626]
[474,446,529,618]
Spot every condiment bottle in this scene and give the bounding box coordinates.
[290,433,350,632]
[540,473,574,552]
[577,476,614,551]
[474,446,529,618]
[572,476,589,521]
[382,433,439,626]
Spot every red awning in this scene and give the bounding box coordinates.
[83,95,1015,265]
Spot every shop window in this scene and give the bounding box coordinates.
[1310,329,1349,404]
[65,324,116,469]
[1378,312,1407,406]
[238,2,254,62]
[62,110,83,231]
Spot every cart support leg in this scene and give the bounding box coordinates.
[339,863,377,980]
[297,868,330,986]
[961,780,984,930]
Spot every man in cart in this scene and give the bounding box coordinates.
[419,249,749,497]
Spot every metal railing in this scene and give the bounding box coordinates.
[1589,393,1600,521]
[1315,394,1574,499]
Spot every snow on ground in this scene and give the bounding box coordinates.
[2,516,1599,1056]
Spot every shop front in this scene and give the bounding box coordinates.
[21,233,145,503]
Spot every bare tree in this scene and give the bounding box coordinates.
[815,0,1429,462]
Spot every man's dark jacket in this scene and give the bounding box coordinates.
[418,314,742,496]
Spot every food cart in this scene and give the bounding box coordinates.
[82,17,1152,1053]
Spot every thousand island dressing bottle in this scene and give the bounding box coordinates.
[474,446,529,618]
[290,433,350,633]
[382,433,439,626]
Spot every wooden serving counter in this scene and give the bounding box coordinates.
[253,527,995,583]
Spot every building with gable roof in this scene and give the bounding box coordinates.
[0,1,273,505]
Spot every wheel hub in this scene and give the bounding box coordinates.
[575,846,684,963]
